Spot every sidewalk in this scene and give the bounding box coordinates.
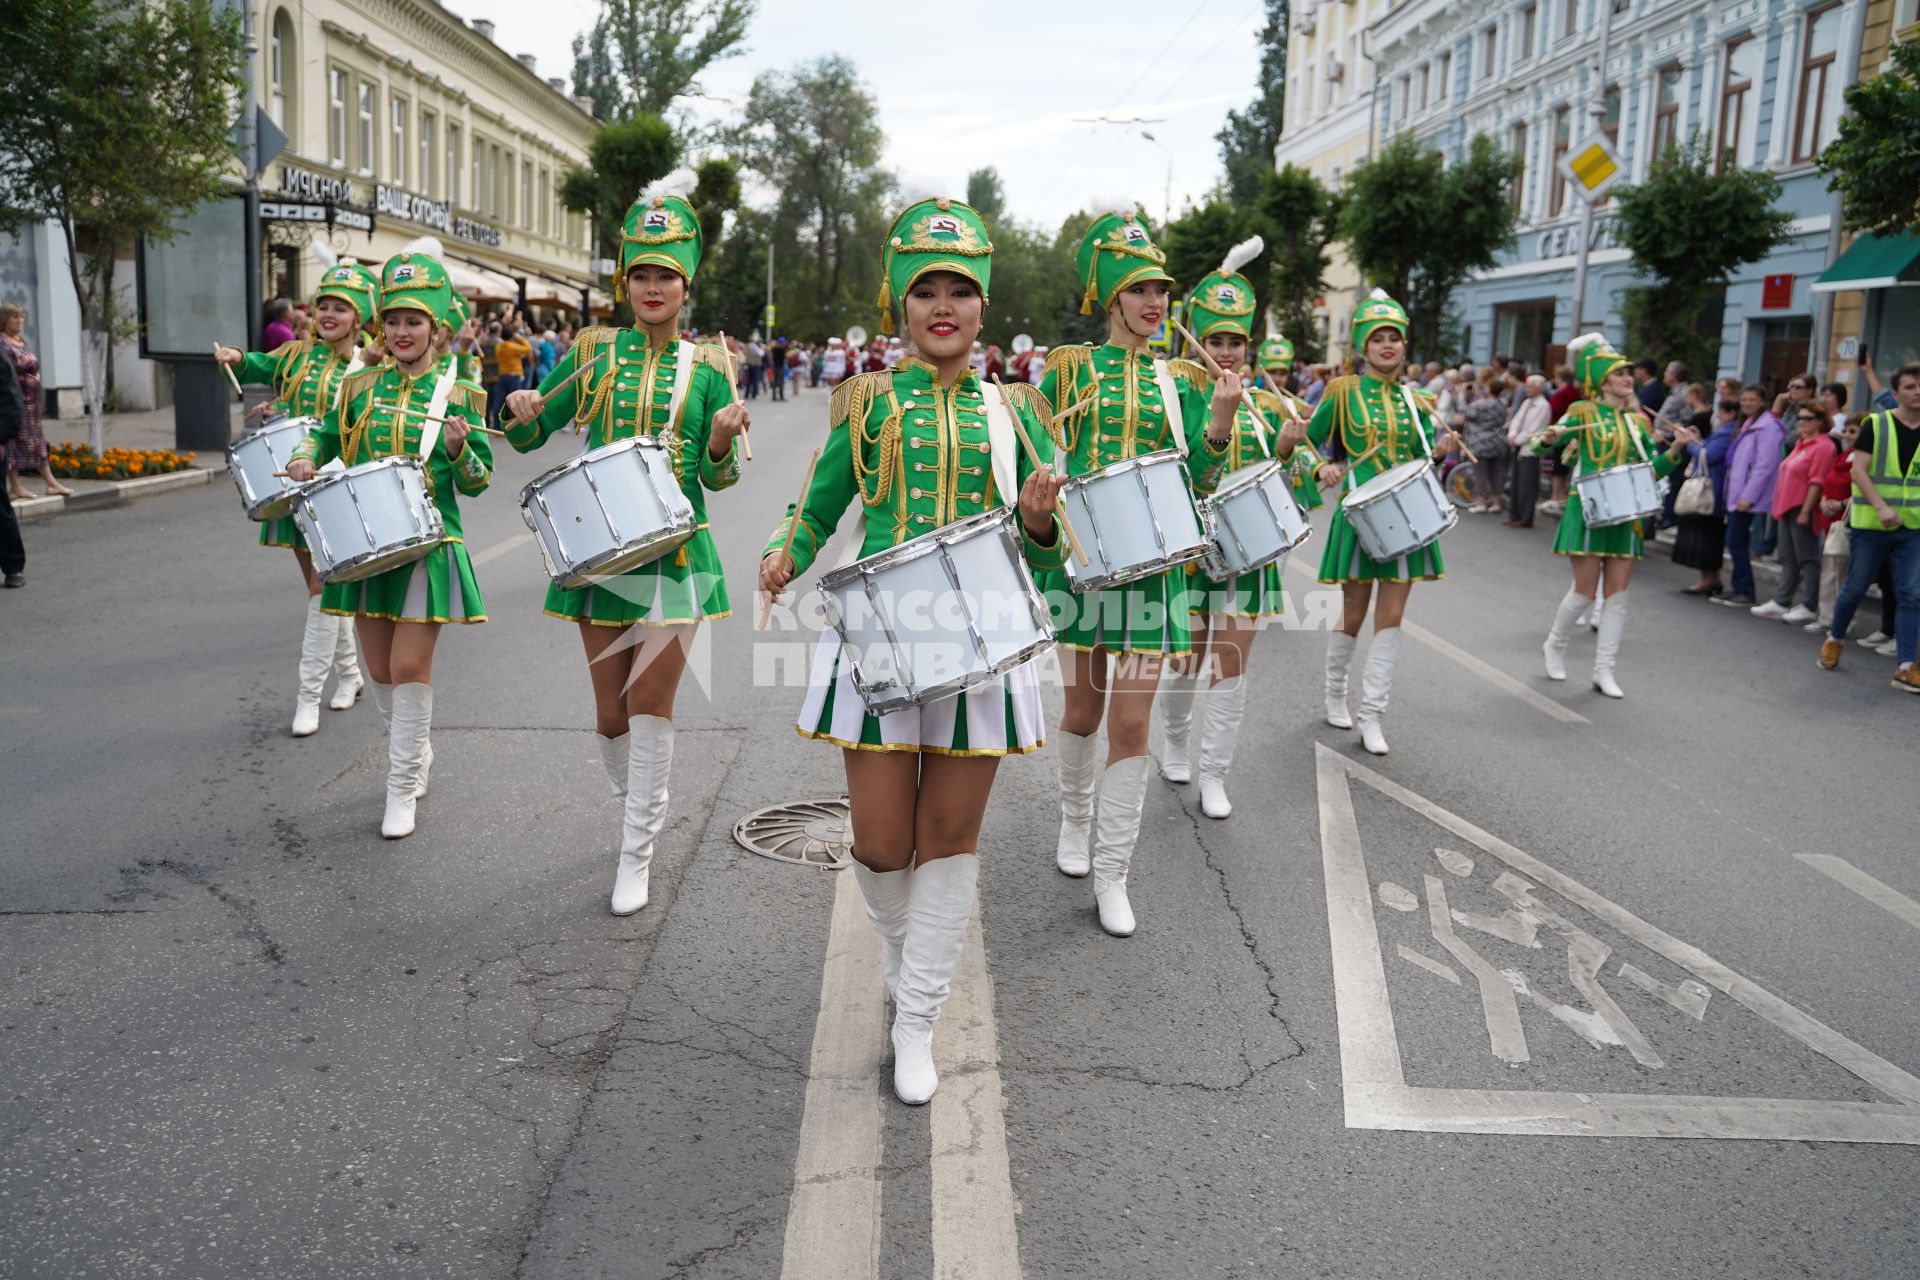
[13,402,249,523]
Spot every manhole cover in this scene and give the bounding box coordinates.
[734,796,853,870]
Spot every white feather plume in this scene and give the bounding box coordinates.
[1366,286,1390,301]
[311,240,338,271]
[398,235,445,259]
[638,168,698,204]
[1566,332,1608,355]
[1217,235,1265,277]
[1085,196,1143,220]
[896,179,951,207]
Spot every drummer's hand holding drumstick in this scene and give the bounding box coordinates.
[213,346,244,367]
[286,457,316,482]
[1017,463,1069,545]
[1206,371,1239,446]
[504,387,544,426]
[759,549,793,598]
[1276,416,1308,455]
[710,402,751,460]
[442,412,471,459]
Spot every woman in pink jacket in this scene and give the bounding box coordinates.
[1715,385,1786,608]
[1750,404,1839,623]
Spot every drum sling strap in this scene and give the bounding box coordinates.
[1152,359,1188,457]
[415,362,460,465]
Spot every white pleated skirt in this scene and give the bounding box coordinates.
[795,630,1048,756]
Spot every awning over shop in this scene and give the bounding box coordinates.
[444,259,520,303]
[588,288,614,317]
[1811,231,1920,293]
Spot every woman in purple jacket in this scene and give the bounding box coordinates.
[1716,385,1786,607]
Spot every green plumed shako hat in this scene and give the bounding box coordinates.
[1185,236,1264,340]
[876,196,994,335]
[1076,203,1172,315]
[381,239,459,330]
[1257,335,1295,368]
[617,169,702,301]
[1351,289,1410,351]
[1567,332,1629,397]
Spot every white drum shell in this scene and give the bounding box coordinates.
[819,507,1056,716]
[1574,461,1662,528]
[1342,460,1457,562]
[294,457,446,583]
[1059,450,1209,593]
[228,416,320,520]
[519,436,697,589]
[1199,461,1313,580]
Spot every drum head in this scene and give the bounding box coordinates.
[1345,459,1430,505]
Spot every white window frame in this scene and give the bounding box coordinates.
[328,68,347,166]
[448,122,463,206]
[420,110,437,198]
[390,95,408,187]
[356,80,376,177]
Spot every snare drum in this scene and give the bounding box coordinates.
[1058,450,1209,593]
[1574,461,1661,528]
[1341,460,1457,562]
[293,457,446,583]
[519,436,696,589]
[818,507,1056,716]
[228,416,320,521]
[1199,461,1313,580]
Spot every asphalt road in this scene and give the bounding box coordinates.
[3,383,1916,1279]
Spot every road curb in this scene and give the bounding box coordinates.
[15,467,220,524]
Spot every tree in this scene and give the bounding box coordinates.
[966,168,1007,225]
[571,0,755,122]
[1216,0,1290,206]
[732,56,893,338]
[700,206,771,337]
[1818,36,1920,235]
[1340,134,1519,361]
[1257,165,1340,363]
[1048,209,1107,346]
[0,0,244,451]
[691,156,742,252]
[1614,131,1794,377]
[557,114,682,319]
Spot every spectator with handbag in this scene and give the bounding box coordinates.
[1811,418,1860,632]
[1504,375,1552,527]
[1715,385,1786,608]
[1672,383,1730,595]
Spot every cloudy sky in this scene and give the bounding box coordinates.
[451,0,1266,232]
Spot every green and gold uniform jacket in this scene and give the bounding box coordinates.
[291,363,493,540]
[1302,373,1442,488]
[234,340,360,418]
[1037,343,1230,488]
[762,360,1067,575]
[506,328,742,503]
[1532,400,1680,480]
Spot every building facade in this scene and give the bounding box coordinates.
[1368,0,1878,386]
[1272,0,1395,366]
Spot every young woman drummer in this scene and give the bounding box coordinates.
[502,174,748,918]
[286,248,492,840]
[758,197,1068,1105]
[1156,243,1311,821]
[1041,204,1237,937]
[1533,333,1698,697]
[1254,334,1337,515]
[1274,291,1459,757]
[216,251,380,737]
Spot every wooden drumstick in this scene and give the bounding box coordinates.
[497,351,606,431]
[758,445,821,629]
[716,332,753,462]
[992,376,1089,567]
[214,343,246,399]
[375,400,506,435]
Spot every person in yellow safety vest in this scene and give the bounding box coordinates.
[1818,360,1920,694]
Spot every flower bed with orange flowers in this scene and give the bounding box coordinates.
[49,443,199,482]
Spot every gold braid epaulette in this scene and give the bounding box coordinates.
[693,342,733,378]
[829,369,887,432]
[338,366,387,462]
[832,370,898,505]
[1167,357,1208,388]
[997,380,1054,436]
[272,339,313,392]
[1042,345,1093,450]
[448,383,487,418]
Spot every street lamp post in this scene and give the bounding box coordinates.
[1140,130,1172,228]
[1567,0,1619,340]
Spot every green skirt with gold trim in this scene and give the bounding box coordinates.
[259,515,306,551]
[1315,505,1445,584]
[1186,561,1285,617]
[544,526,731,627]
[320,540,486,624]
[1041,565,1193,654]
[1550,492,1647,559]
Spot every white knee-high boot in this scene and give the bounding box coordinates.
[1593,592,1628,698]
[328,615,363,710]
[596,730,629,799]
[292,598,331,737]
[1543,590,1593,681]
[369,679,429,798]
[891,853,978,1105]
[381,683,433,839]
[852,862,912,1001]
[1196,676,1247,820]
[1054,730,1099,877]
[612,714,674,915]
[1157,666,1201,782]
[1355,629,1403,757]
[1092,756,1150,937]
[1325,631,1357,729]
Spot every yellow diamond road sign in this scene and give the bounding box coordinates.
[1559,131,1623,203]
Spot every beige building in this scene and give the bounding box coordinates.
[255,0,601,314]
[1272,0,1393,367]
